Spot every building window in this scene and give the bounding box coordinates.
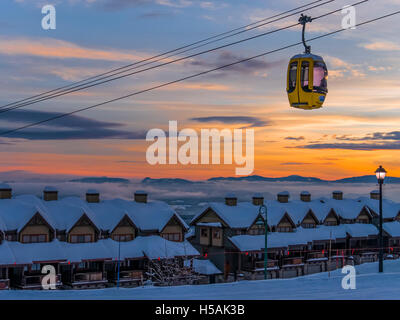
[5,234,16,241]
[200,228,208,237]
[112,234,134,242]
[277,227,292,232]
[248,225,264,235]
[162,233,181,242]
[302,223,315,229]
[70,234,92,243]
[213,229,221,239]
[324,221,337,226]
[22,234,47,243]
[31,264,41,272]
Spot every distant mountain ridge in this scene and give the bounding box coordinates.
[68,174,400,185]
[208,175,324,183]
[141,175,400,184]
[69,176,130,184]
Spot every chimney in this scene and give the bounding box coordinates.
[332,191,343,200]
[225,193,237,206]
[370,190,380,200]
[300,191,311,202]
[43,186,58,201]
[134,190,148,203]
[252,193,264,206]
[0,183,12,199]
[86,189,100,203]
[277,191,290,203]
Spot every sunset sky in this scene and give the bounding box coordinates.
[0,0,400,180]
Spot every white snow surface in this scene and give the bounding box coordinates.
[184,259,222,275]
[1,260,400,299]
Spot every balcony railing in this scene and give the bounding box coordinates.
[73,271,106,283]
[18,273,62,289]
[0,279,9,290]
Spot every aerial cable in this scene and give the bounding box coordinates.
[1,8,398,137]
[0,0,331,111]
[0,0,368,114]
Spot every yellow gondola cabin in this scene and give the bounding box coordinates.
[286,53,328,110]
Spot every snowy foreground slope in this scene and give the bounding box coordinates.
[2,260,400,300]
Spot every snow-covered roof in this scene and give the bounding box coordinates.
[191,202,261,229]
[98,198,188,232]
[131,236,199,260]
[320,198,365,220]
[359,197,400,219]
[265,200,310,226]
[0,236,199,266]
[86,189,99,194]
[184,259,222,275]
[343,223,378,238]
[7,240,67,264]
[0,197,56,232]
[43,186,58,192]
[192,198,337,230]
[0,242,15,265]
[0,183,11,190]
[383,221,400,237]
[229,224,375,252]
[0,195,187,234]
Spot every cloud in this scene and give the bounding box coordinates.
[190,116,269,128]
[188,51,284,76]
[337,131,400,141]
[0,109,146,140]
[284,136,305,141]
[324,56,365,79]
[99,0,191,10]
[295,142,400,151]
[138,11,172,18]
[361,41,400,52]
[0,37,147,62]
[291,130,400,151]
[280,162,311,165]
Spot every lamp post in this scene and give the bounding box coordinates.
[375,165,387,273]
[117,239,121,288]
[258,204,268,279]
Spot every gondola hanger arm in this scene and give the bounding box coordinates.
[299,14,313,53]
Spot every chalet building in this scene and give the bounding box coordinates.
[189,190,400,281]
[189,193,266,276]
[0,186,199,290]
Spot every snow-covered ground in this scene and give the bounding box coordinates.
[1,260,400,300]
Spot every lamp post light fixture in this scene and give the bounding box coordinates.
[257,204,268,280]
[375,165,387,273]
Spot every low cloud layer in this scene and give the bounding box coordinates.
[4,173,400,216]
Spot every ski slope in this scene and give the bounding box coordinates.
[2,260,400,300]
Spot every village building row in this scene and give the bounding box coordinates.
[0,185,201,290]
[188,190,400,280]
[1,184,400,289]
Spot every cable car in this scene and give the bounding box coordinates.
[287,15,328,110]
